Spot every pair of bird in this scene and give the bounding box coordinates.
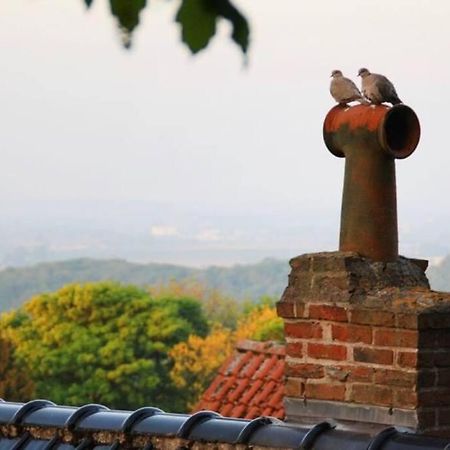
[330,68,402,106]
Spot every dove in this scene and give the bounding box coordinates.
[330,70,365,105]
[358,68,402,105]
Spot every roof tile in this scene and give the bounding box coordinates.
[194,340,285,420]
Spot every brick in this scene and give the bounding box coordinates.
[325,365,374,383]
[286,363,324,379]
[437,368,450,386]
[350,383,393,407]
[331,324,372,344]
[325,366,350,382]
[419,330,450,348]
[289,255,311,271]
[422,428,450,438]
[417,409,436,429]
[284,378,304,397]
[373,329,418,348]
[396,313,418,329]
[305,382,346,401]
[276,301,294,318]
[308,304,348,322]
[434,351,450,368]
[285,342,303,359]
[418,351,434,368]
[284,321,322,339]
[353,347,393,365]
[419,389,450,407]
[394,389,418,408]
[374,369,416,387]
[398,351,417,368]
[418,369,436,388]
[438,408,450,426]
[276,301,304,319]
[308,343,347,361]
[348,366,374,382]
[350,310,395,327]
[420,313,450,330]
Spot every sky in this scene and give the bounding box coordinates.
[1,0,450,266]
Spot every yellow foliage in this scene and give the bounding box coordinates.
[169,302,284,409]
[234,304,284,342]
[169,325,234,408]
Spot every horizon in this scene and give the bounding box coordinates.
[2,1,450,267]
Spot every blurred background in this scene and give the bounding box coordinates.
[1,0,450,291]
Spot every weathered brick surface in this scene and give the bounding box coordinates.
[420,389,450,407]
[394,389,418,408]
[284,378,304,397]
[284,321,322,339]
[308,304,348,322]
[396,313,418,329]
[373,329,418,347]
[331,324,372,344]
[350,384,393,407]
[397,351,417,368]
[418,369,436,388]
[285,342,303,358]
[353,347,393,365]
[307,343,347,361]
[277,251,450,433]
[373,369,415,387]
[325,365,373,383]
[350,310,395,327]
[286,363,324,379]
[305,382,346,401]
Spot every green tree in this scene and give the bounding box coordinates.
[83,0,249,54]
[1,282,208,411]
[0,332,34,401]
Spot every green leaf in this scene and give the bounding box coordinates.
[109,0,147,49]
[84,0,94,8]
[213,0,249,54]
[175,0,217,54]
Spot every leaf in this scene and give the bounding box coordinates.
[175,0,217,54]
[213,0,249,54]
[84,0,94,8]
[176,0,249,56]
[109,0,148,49]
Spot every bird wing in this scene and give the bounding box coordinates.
[376,74,399,101]
[331,77,362,102]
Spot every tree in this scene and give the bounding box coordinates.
[1,282,209,411]
[169,324,234,408]
[149,279,241,329]
[235,297,284,342]
[169,297,284,408]
[0,332,34,402]
[84,0,249,55]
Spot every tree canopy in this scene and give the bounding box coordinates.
[84,0,250,54]
[1,282,209,411]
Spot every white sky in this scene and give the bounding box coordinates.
[1,0,450,261]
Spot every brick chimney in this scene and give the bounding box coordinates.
[277,105,450,437]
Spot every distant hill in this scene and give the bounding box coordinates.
[0,258,290,312]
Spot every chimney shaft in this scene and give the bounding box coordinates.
[323,104,420,262]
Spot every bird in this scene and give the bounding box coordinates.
[357,68,402,105]
[330,70,366,105]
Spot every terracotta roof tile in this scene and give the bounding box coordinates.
[193,340,285,420]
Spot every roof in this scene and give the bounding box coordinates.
[0,399,449,449]
[193,339,285,419]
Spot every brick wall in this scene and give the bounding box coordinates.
[277,251,450,436]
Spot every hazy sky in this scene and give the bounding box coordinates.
[1,0,450,263]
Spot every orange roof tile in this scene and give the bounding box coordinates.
[193,340,285,420]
